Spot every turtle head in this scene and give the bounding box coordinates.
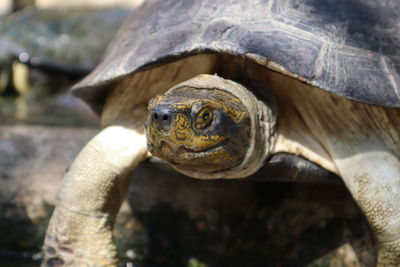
[145,74,276,179]
[146,82,251,174]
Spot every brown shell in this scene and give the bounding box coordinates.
[73,0,400,114]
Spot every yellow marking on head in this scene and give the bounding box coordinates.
[174,113,191,140]
[146,85,251,174]
[195,107,213,129]
[172,102,192,110]
[170,113,225,149]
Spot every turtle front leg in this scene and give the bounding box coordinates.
[333,148,400,266]
[274,79,400,266]
[41,124,148,266]
[302,108,400,265]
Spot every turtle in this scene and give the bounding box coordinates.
[41,0,400,266]
[0,7,131,94]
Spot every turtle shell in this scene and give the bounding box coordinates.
[0,7,131,77]
[73,0,400,114]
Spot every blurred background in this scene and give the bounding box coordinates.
[0,1,139,266]
[0,1,379,267]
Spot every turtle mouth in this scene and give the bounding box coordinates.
[173,144,225,162]
[155,139,240,173]
[147,134,231,166]
[155,139,226,163]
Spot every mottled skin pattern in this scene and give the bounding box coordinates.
[146,86,251,174]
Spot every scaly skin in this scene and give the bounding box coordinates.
[42,125,148,266]
[379,242,400,266]
[271,73,400,266]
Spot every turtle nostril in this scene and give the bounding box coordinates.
[151,106,173,131]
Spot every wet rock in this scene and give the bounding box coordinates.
[125,161,377,267]
[0,7,132,95]
[0,126,97,258]
[0,126,377,266]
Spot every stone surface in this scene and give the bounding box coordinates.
[0,125,378,266]
[0,126,97,264]
[126,161,377,267]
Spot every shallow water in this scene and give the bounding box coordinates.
[0,90,99,127]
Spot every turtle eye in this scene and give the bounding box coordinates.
[195,108,213,129]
